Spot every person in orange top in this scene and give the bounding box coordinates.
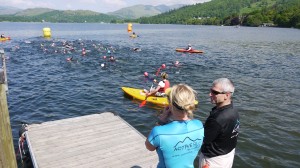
[145,72,170,97]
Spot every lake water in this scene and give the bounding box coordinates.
[1,22,300,168]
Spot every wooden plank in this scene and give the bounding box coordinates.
[26,112,158,168]
[1,48,17,168]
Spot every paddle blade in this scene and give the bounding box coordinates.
[139,100,147,107]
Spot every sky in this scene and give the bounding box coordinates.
[1,0,211,13]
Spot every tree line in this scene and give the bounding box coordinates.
[136,0,300,28]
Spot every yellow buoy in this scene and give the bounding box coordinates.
[43,27,51,38]
[127,23,132,33]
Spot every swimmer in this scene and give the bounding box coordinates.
[133,48,141,51]
[82,49,86,56]
[143,72,156,84]
[109,56,115,62]
[174,61,180,67]
[100,63,106,68]
[144,72,149,77]
[67,56,73,62]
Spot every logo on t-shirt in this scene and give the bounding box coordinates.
[231,120,240,138]
[174,136,202,152]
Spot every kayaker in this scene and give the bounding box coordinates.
[186,44,192,51]
[145,84,204,168]
[144,72,170,97]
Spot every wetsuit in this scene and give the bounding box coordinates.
[148,120,204,168]
[201,103,240,157]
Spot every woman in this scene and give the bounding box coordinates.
[145,84,204,168]
[144,72,170,97]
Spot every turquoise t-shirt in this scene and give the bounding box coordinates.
[148,120,204,168]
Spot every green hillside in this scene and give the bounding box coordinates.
[108,4,185,19]
[0,9,119,23]
[108,5,161,19]
[15,8,55,16]
[137,0,300,28]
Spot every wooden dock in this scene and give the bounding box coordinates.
[26,112,158,168]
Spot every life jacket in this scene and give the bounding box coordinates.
[158,80,170,93]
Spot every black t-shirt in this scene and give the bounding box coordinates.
[201,103,240,157]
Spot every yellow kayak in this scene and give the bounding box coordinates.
[122,87,198,106]
[130,34,138,38]
[0,37,11,41]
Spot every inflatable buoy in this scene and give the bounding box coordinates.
[127,23,132,33]
[43,27,51,38]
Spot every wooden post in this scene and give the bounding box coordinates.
[0,49,17,168]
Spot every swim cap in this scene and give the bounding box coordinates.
[175,61,179,65]
[161,64,166,69]
[144,72,148,77]
[101,63,105,67]
[103,56,107,59]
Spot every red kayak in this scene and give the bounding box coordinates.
[175,48,204,53]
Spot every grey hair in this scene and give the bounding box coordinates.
[213,78,235,93]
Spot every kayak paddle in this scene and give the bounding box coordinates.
[139,83,154,108]
[139,98,147,107]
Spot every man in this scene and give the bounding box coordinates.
[186,44,192,51]
[199,78,240,168]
